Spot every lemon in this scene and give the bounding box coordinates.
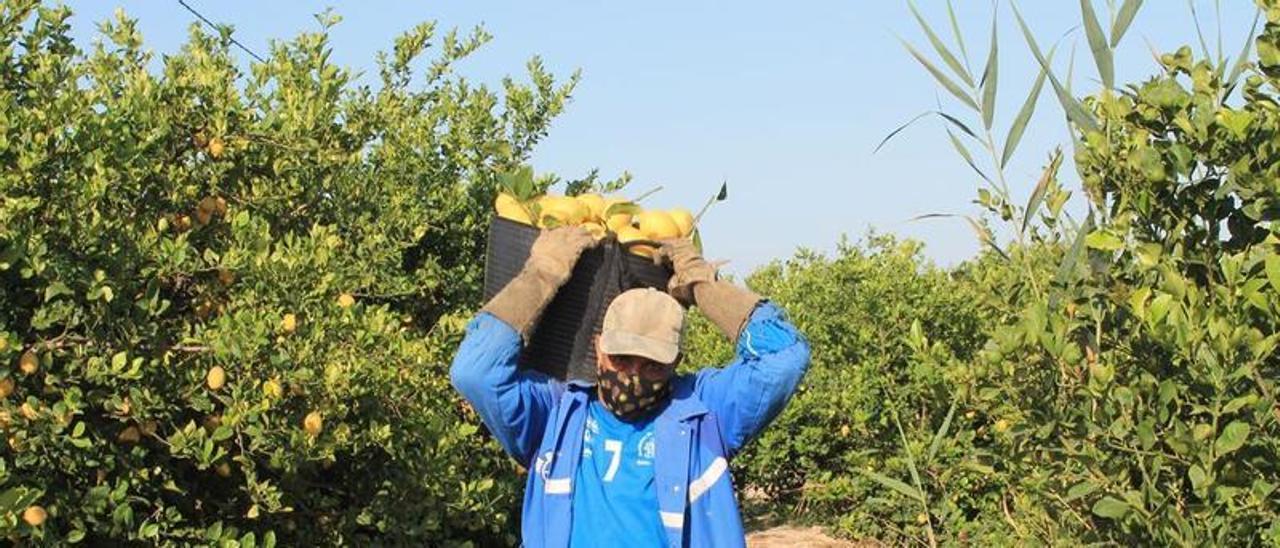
[668,208,695,237]
[0,377,13,398]
[207,137,226,158]
[337,293,356,308]
[605,213,633,233]
[575,193,606,221]
[304,411,323,436]
[538,195,589,227]
[581,222,607,240]
[636,210,680,241]
[18,350,37,375]
[263,378,283,399]
[22,505,46,527]
[495,193,533,225]
[206,366,226,391]
[281,313,298,334]
[615,225,654,258]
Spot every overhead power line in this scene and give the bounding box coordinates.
[175,0,267,63]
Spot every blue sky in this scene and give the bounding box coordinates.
[66,1,1262,275]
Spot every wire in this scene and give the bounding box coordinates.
[175,0,267,64]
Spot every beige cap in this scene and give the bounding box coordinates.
[599,288,686,364]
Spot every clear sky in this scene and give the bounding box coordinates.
[65,1,1261,275]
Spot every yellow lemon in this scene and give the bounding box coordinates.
[337,293,356,308]
[581,222,607,240]
[575,193,606,221]
[206,366,226,391]
[207,137,226,159]
[263,379,283,399]
[280,313,298,334]
[495,193,533,225]
[636,210,680,241]
[0,377,13,399]
[605,212,633,233]
[22,505,46,527]
[615,225,654,258]
[668,208,695,237]
[18,351,37,375]
[304,411,323,436]
[538,196,588,227]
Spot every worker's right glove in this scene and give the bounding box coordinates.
[482,226,598,341]
[656,239,761,343]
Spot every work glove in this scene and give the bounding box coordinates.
[482,226,598,341]
[655,239,761,343]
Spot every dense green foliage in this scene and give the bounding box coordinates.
[0,2,576,544]
[700,1,1280,545]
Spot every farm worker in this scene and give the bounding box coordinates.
[450,226,810,547]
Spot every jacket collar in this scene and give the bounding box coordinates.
[565,375,708,422]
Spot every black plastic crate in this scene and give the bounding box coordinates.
[483,215,674,382]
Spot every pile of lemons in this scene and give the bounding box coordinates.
[495,193,695,257]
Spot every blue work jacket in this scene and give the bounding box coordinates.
[450,302,810,547]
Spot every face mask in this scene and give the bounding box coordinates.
[596,365,671,421]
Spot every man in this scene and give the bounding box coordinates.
[450,226,810,547]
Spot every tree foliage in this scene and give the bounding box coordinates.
[0,2,576,544]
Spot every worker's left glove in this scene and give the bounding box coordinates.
[655,239,761,343]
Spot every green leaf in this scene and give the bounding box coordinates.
[908,0,974,87]
[1264,256,1280,292]
[874,111,932,153]
[1111,0,1145,48]
[1011,3,1099,132]
[1227,10,1263,90]
[1085,230,1124,251]
[1092,496,1130,518]
[1023,149,1062,233]
[1080,0,1114,90]
[1002,46,1053,166]
[980,14,998,129]
[945,127,992,184]
[858,468,924,502]
[1066,481,1098,501]
[1215,421,1250,455]
[901,40,980,111]
[927,399,958,463]
[946,0,969,64]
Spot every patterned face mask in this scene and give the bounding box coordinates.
[596,363,671,421]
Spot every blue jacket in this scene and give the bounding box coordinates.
[450,303,810,547]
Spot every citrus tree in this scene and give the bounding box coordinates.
[0,2,579,544]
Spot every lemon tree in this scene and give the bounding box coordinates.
[0,2,581,544]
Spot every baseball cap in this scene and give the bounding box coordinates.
[598,288,686,364]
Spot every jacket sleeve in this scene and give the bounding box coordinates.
[450,312,564,467]
[692,302,811,456]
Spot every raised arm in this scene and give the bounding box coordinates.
[657,239,811,456]
[450,226,596,466]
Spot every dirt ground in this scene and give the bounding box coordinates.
[745,525,876,547]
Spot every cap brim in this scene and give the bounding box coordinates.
[599,330,679,364]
